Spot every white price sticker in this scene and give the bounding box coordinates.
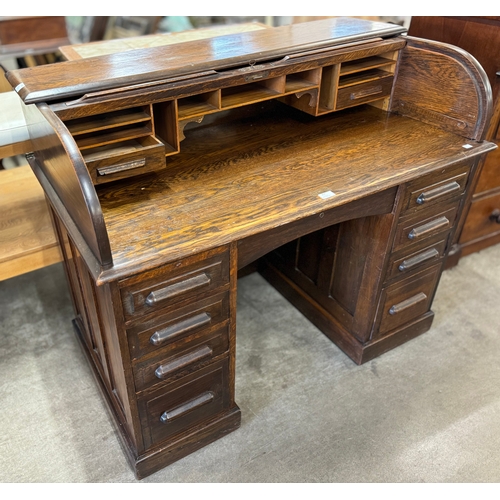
[318,190,335,199]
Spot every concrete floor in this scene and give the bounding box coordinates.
[1,244,500,483]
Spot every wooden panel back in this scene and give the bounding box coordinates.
[391,36,492,141]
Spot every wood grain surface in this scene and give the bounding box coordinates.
[59,23,269,61]
[94,102,494,282]
[7,18,405,104]
[11,22,497,477]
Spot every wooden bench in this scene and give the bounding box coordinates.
[0,91,61,281]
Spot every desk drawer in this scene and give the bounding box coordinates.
[401,164,470,217]
[375,264,441,338]
[120,247,230,321]
[336,76,394,110]
[139,358,230,449]
[393,204,459,253]
[84,136,166,184]
[386,238,447,281]
[127,291,229,360]
[133,323,229,393]
[459,190,500,244]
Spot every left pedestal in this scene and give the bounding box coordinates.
[54,213,240,478]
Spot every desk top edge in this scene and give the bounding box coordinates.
[6,18,406,104]
[96,105,495,282]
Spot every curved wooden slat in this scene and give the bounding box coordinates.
[391,36,493,141]
[23,102,112,269]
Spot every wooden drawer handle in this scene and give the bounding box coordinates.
[398,248,440,272]
[389,292,427,315]
[150,312,211,346]
[416,181,461,205]
[350,85,382,100]
[489,209,500,224]
[145,273,211,306]
[245,71,270,82]
[408,216,450,240]
[155,345,213,380]
[96,158,146,176]
[160,391,215,423]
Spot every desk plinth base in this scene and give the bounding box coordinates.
[133,407,241,480]
[72,318,241,480]
[261,264,435,365]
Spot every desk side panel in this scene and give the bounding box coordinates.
[391,36,492,141]
[23,102,112,270]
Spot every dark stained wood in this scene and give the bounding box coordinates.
[400,163,471,215]
[238,187,397,269]
[460,231,500,258]
[476,146,500,192]
[133,327,229,392]
[134,406,241,479]
[73,308,241,478]
[263,153,480,356]
[260,259,436,364]
[460,190,500,244]
[48,37,405,122]
[96,103,493,283]
[346,212,399,341]
[374,264,441,337]
[391,36,492,141]
[24,103,112,268]
[126,293,230,360]
[408,17,500,258]
[52,220,142,450]
[408,17,500,97]
[387,240,446,280]
[0,16,69,59]
[0,16,67,45]
[14,20,497,479]
[119,246,230,321]
[138,358,231,448]
[7,18,405,104]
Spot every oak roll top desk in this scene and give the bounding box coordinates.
[6,18,496,478]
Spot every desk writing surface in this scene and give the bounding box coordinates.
[96,103,491,279]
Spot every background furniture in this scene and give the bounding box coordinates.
[0,16,70,279]
[0,16,69,60]
[409,16,500,260]
[0,91,60,280]
[0,16,69,91]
